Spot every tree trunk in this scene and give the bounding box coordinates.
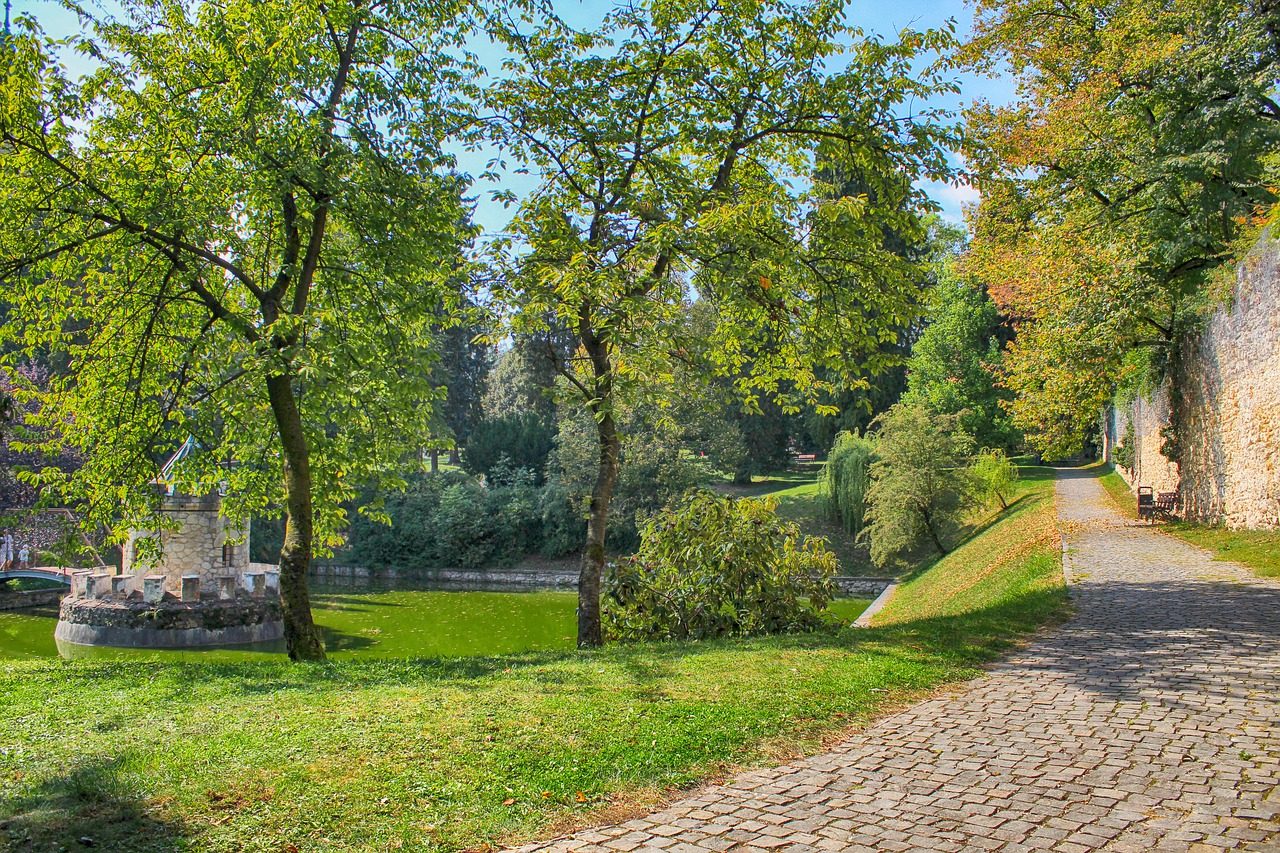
[732,464,754,486]
[920,506,948,556]
[429,448,440,473]
[578,408,620,648]
[265,373,326,661]
[448,445,460,466]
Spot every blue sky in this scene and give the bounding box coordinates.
[16,0,1016,231]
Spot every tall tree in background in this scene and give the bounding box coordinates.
[901,269,1019,450]
[485,0,955,646]
[0,0,475,659]
[432,304,492,467]
[960,0,1280,456]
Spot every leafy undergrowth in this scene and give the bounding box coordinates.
[1098,465,1280,578]
[0,470,1066,853]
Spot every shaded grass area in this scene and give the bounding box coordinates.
[0,470,1065,853]
[1098,465,1280,578]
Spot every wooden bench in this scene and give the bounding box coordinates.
[1137,486,1178,522]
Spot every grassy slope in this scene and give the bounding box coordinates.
[0,470,1065,853]
[1097,465,1280,578]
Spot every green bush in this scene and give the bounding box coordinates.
[969,447,1019,510]
[819,431,876,538]
[604,490,839,642]
[537,478,585,559]
[461,412,555,483]
[344,469,583,571]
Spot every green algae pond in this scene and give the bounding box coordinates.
[0,584,873,661]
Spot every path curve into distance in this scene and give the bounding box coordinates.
[514,469,1280,853]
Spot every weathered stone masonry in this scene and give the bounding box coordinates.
[1105,231,1280,529]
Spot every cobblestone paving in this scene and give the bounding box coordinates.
[515,470,1280,853]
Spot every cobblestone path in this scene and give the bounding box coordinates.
[517,470,1279,853]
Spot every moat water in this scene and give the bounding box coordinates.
[0,582,872,661]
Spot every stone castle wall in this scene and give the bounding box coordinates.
[123,494,249,592]
[1106,231,1280,529]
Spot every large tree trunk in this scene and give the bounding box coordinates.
[266,373,326,661]
[578,408,620,647]
[429,448,440,473]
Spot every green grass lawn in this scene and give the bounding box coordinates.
[0,468,1065,853]
[1097,465,1280,578]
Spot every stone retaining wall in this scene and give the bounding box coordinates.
[0,588,65,611]
[1104,231,1280,528]
[305,563,893,598]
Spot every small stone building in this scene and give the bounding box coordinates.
[121,491,250,595]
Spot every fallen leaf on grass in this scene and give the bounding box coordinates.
[502,798,516,806]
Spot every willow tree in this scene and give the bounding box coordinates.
[0,0,475,659]
[484,0,955,646]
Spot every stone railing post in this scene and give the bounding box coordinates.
[180,574,200,602]
[71,570,93,599]
[243,571,266,596]
[143,574,167,604]
[86,572,111,600]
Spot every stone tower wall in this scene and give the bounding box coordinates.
[123,494,249,592]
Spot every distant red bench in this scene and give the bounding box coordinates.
[1137,486,1178,522]
[794,454,817,463]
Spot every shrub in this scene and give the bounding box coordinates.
[819,431,876,538]
[433,481,504,568]
[604,490,839,642]
[537,478,585,559]
[864,404,975,565]
[461,412,555,483]
[970,447,1019,510]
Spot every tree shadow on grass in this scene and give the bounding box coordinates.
[1,754,188,853]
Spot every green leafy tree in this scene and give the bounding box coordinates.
[969,447,1019,510]
[480,334,562,421]
[901,270,1019,449]
[430,302,492,468]
[604,490,839,642]
[865,404,974,563]
[961,0,1280,456]
[485,0,955,645]
[0,0,474,659]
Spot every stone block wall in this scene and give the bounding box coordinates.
[1105,231,1280,529]
[123,494,250,592]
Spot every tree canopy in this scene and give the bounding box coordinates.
[0,0,477,658]
[483,0,957,645]
[960,0,1280,456]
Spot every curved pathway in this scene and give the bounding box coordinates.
[517,470,1280,853]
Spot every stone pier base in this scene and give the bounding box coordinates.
[55,595,283,648]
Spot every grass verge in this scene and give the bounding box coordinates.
[1097,465,1280,578]
[0,470,1065,853]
